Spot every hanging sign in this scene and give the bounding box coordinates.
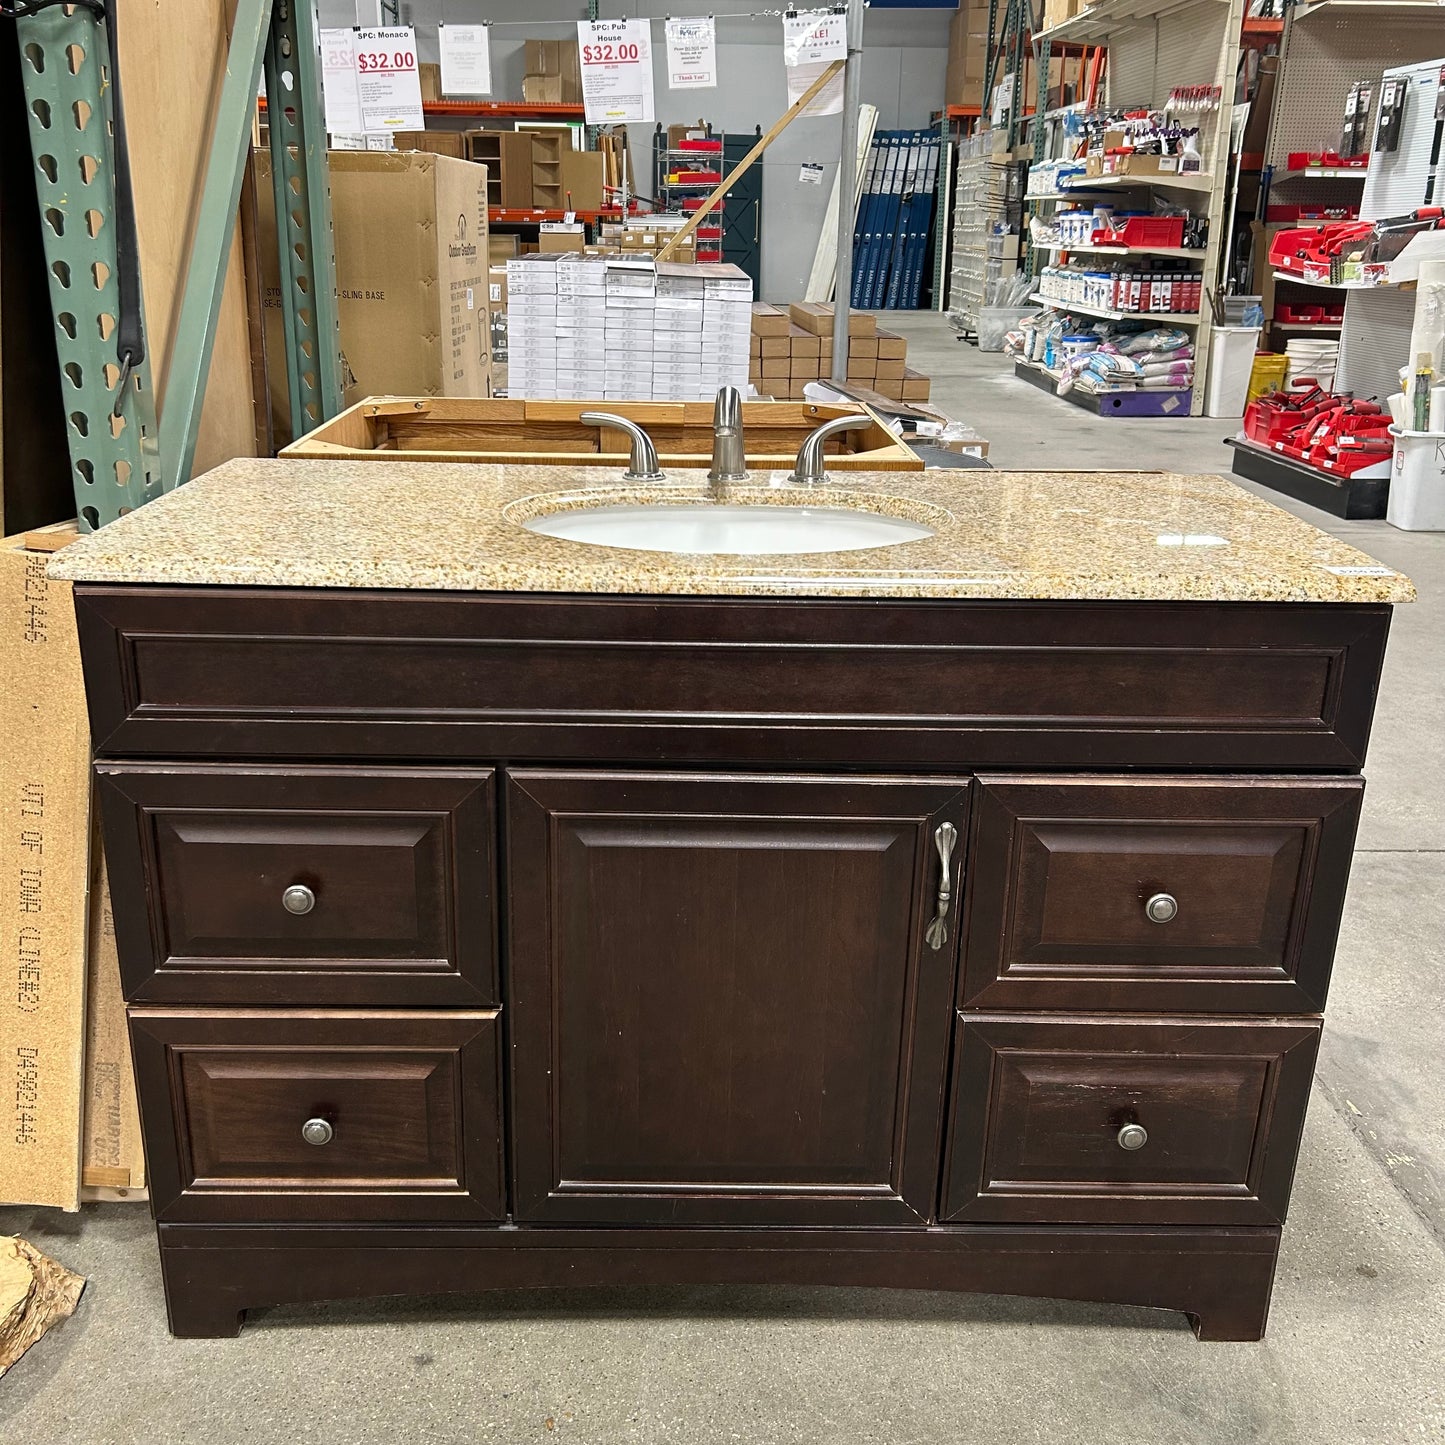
[783,11,845,118]
[438,23,492,97]
[664,17,716,90]
[319,28,363,136]
[353,26,424,131]
[577,18,656,124]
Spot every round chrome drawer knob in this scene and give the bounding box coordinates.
[1117,1123,1149,1151]
[301,1117,334,1147]
[282,884,316,916]
[1144,892,1178,924]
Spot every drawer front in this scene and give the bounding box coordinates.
[960,776,1362,1012]
[75,589,1390,771]
[131,1010,505,1222]
[98,765,496,1005]
[941,1015,1320,1226]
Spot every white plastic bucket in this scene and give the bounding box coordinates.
[1387,425,1445,531]
[1204,325,1262,418]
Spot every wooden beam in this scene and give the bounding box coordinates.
[655,61,846,262]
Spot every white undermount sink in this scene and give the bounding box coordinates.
[521,502,936,556]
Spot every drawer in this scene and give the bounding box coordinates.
[960,776,1362,1012]
[130,1010,505,1222]
[940,1015,1320,1226]
[98,765,496,1005]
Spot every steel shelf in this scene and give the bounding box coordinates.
[1028,292,1201,324]
[1270,320,1343,332]
[1065,171,1216,193]
[1272,269,1400,290]
[1035,0,1227,45]
[1014,357,1194,415]
[1042,243,1204,259]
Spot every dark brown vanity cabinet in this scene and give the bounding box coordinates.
[73,587,1393,1340]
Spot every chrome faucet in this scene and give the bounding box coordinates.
[580,411,665,481]
[787,414,873,487]
[706,386,748,496]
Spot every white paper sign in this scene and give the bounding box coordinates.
[783,12,845,118]
[320,28,363,136]
[577,18,655,124]
[353,26,423,131]
[799,162,824,185]
[664,17,716,90]
[438,24,492,97]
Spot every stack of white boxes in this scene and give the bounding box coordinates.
[699,264,753,399]
[506,256,559,398]
[604,260,657,400]
[505,255,753,401]
[654,264,705,400]
[555,256,608,397]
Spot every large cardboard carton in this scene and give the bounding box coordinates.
[256,150,492,447]
[0,535,91,1209]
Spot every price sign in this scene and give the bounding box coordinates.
[664,17,716,91]
[320,28,363,136]
[353,26,423,130]
[783,12,845,118]
[438,24,492,97]
[577,18,655,124]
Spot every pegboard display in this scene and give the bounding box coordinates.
[1265,2,1445,210]
[1360,60,1444,218]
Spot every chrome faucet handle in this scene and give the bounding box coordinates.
[707,386,748,486]
[580,411,665,482]
[787,414,873,487]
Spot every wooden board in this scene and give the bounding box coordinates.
[121,0,256,476]
[287,396,921,471]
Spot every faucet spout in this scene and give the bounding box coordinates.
[707,386,748,496]
[788,414,873,487]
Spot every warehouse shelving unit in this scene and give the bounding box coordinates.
[1237,1,1445,516]
[1017,0,1245,417]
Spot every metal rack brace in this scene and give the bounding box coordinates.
[15,0,343,529]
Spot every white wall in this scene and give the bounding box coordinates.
[318,1,950,299]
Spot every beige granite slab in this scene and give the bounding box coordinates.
[49,458,1416,603]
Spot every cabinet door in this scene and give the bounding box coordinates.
[506,770,969,1226]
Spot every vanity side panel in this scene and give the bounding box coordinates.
[73,589,1392,771]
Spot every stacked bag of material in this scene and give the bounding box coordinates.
[1004,313,1195,398]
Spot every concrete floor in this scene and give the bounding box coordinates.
[4,317,1443,1443]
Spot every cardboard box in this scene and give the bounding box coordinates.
[790,356,822,379]
[751,303,791,337]
[849,336,880,361]
[0,535,93,1209]
[256,150,491,446]
[902,367,931,401]
[523,38,582,102]
[760,357,791,378]
[760,337,791,358]
[874,357,906,381]
[789,302,876,338]
[875,329,907,360]
[539,225,586,254]
[419,62,442,103]
[788,324,823,357]
[490,234,521,262]
[523,74,564,105]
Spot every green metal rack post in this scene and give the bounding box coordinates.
[17,5,163,529]
[15,0,343,529]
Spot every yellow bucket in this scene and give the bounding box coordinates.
[1246,352,1289,403]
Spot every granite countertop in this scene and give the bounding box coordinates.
[49,458,1416,604]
